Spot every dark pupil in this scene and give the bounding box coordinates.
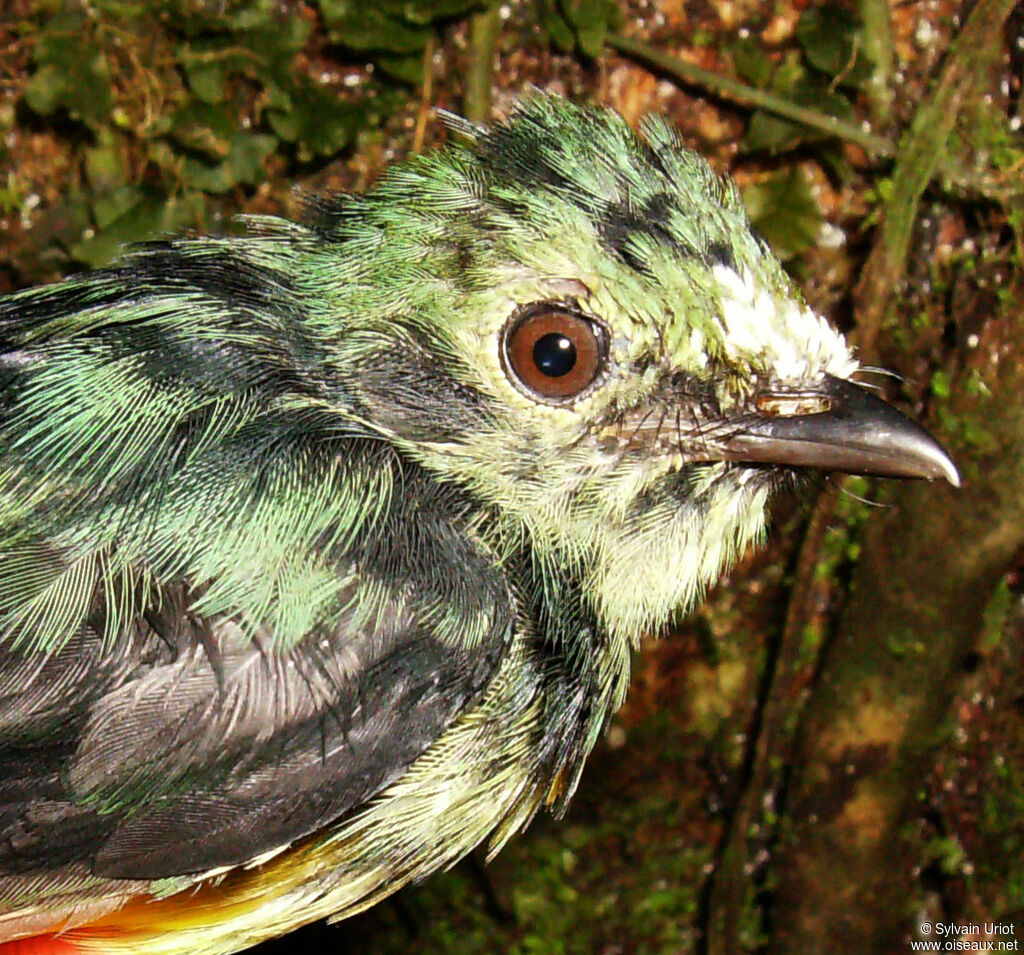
[533,333,577,378]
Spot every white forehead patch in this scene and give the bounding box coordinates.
[712,265,858,382]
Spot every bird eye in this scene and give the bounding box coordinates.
[503,307,605,401]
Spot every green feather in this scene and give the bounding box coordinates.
[0,94,947,954]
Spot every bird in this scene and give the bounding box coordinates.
[0,93,958,955]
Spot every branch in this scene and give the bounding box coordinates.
[853,0,1020,354]
[606,33,895,158]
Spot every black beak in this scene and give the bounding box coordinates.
[721,375,960,486]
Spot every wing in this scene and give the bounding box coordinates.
[0,236,512,883]
[0,540,510,881]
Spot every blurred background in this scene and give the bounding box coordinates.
[1,0,1022,951]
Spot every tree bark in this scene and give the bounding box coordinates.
[772,260,1024,955]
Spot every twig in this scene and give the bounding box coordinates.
[702,489,840,955]
[607,33,895,158]
[857,0,895,127]
[853,0,1020,355]
[412,36,436,155]
[463,3,501,124]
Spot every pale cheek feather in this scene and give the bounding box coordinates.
[591,471,770,644]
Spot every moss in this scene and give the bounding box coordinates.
[339,791,711,955]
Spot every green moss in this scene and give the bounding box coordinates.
[333,718,714,955]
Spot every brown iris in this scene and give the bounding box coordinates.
[503,307,604,401]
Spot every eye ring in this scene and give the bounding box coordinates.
[501,306,606,402]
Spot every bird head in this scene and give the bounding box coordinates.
[297,94,957,644]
